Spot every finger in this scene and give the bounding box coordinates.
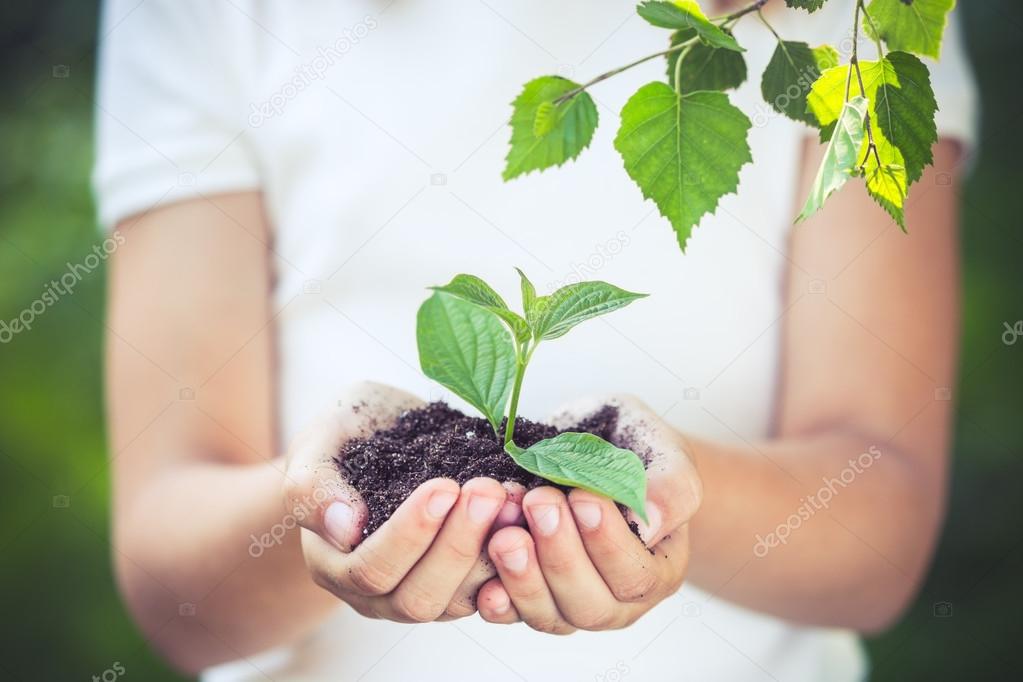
[568,489,671,604]
[493,481,527,531]
[521,487,621,630]
[315,478,459,597]
[477,578,520,624]
[440,554,497,620]
[488,526,575,635]
[554,393,703,548]
[390,478,506,622]
[284,381,425,543]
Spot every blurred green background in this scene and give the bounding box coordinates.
[0,2,1019,680]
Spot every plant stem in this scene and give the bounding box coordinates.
[503,343,535,446]
[551,0,771,105]
[755,8,781,41]
[850,0,881,171]
[720,0,771,26]
[553,38,697,105]
[858,0,885,58]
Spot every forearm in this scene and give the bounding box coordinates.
[685,428,945,631]
[114,457,336,673]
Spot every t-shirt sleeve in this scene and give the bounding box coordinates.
[92,0,260,230]
[928,7,979,151]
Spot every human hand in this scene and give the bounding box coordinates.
[476,394,702,633]
[284,381,523,622]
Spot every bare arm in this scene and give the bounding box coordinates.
[106,192,336,673]
[686,140,962,631]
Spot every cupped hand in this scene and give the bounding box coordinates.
[476,394,703,633]
[283,381,524,623]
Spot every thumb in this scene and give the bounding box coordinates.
[611,397,702,548]
[627,453,702,548]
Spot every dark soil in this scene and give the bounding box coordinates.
[336,401,623,536]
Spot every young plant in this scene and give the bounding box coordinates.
[416,270,650,521]
[503,0,955,249]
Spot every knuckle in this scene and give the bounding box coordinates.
[571,606,619,631]
[530,617,576,636]
[444,599,477,619]
[391,588,446,623]
[611,569,660,603]
[347,556,398,596]
[444,537,483,564]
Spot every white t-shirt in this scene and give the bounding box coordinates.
[94,1,976,680]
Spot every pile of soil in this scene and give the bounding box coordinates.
[335,401,621,536]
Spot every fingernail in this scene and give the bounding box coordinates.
[468,495,502,524]
[499,546,529,574]
[324,501,355,545]
[427,490,458,519]
[490,589,511,615]
[530,504,560,536]
[571,501,602,530]
[634,500,662,545]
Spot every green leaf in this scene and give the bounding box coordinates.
[531,281,647,341]
[614,82,752,251]
[515,268,538,324]
[864,0,955,59]
[806,52,937,227]
[637,1,744,52]
[785,0,828,11]
[504,76,599,181]
[760,40,837,126]
[797,96,869,222]
[666,29,747,93]
[506,433,648,522]
[417,292,516,434]
[431,274,531,344]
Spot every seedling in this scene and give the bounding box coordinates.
[417,270,650,521]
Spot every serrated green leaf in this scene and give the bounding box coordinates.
[515,268,538,325]
[797,96,868,222]
[666,29,747,93]
[786,0,828,11]
[506,433,648,522]
[637,1,743,52]
[530,281,647,341]
[431,274,531,344]
[761,40,835,126]
[806,52,937,227]
[614,82,752,251]
[417,292,516,434]
[865,163,908,229]
[864,0,955,59]
[504,76,599,181]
